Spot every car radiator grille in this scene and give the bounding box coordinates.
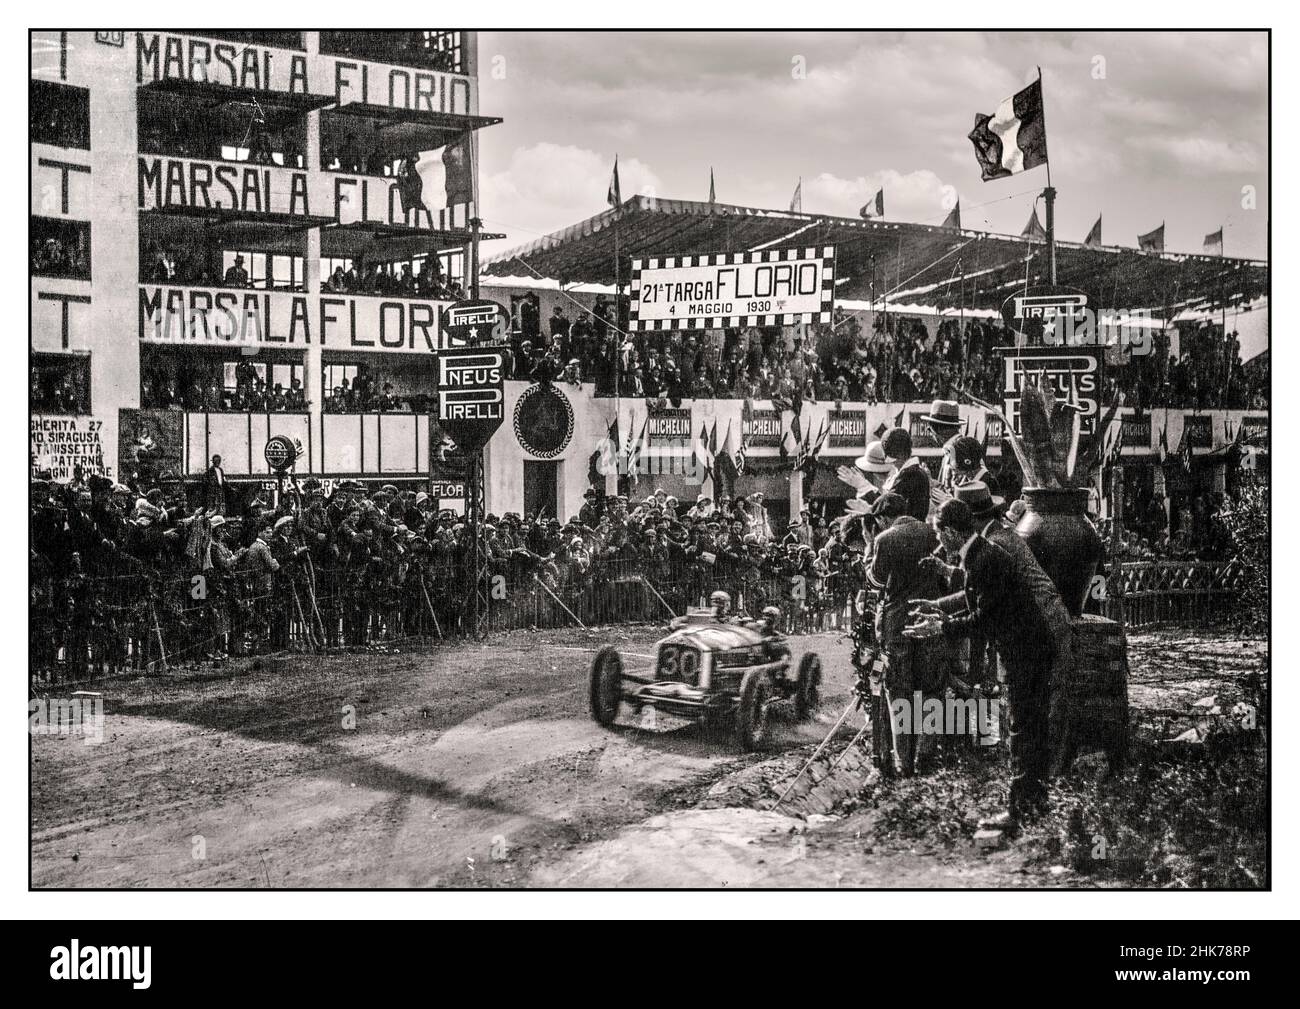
[656,645,701,686]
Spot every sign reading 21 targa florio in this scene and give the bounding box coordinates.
[630,247,835,331]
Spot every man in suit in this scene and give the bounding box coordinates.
[948,482,1075,771]
[865,493,948,776]
[881,427,931,522]
[204,454,226,514]
[851,439,894,504]
[944,435,1000,499]
[922,398,962,496]
[907,499,1056,828]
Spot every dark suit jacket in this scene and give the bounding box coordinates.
[938,535,1055,673]
[886,460,931,522]
[981,519,1070,634]
[867,516,944,644]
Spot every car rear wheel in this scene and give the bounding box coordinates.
[794,653,823,721]
[589,646,623,727]
[736,666,773,750]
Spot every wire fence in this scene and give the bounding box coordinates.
[29,556,1245,685]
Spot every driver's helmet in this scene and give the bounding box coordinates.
[709,590,731,615]
[761,605,782,625]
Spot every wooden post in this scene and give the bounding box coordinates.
[149,600,169,675]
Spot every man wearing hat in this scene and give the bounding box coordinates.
[851,440,894,505]
[579,487,603,528]
[943,434,1000,500]
[746,492,773,542]
[880,427,931,522]
[940,481,1075,772]
[224,253,250,287]
[922,399,962,442]
[906,499,1057,830]
[864,492,949,776]
[239,521,281,647]
[269,515,309,648]
[796,505,813,547]
[687,494,713,522]
[204,454,227,514]
[922,399,963,499]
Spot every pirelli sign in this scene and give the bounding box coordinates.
[436,350,505,453]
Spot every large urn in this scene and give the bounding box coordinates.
[1015,488,1103,617]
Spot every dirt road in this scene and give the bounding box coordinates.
[31,627,1266,888]
[31,627,859,888]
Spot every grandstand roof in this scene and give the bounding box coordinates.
[483,195,1268,317]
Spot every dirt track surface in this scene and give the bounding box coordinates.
[31,627,858,888]
[31,627,1267,888]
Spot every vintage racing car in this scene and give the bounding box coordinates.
[588,610,823,750]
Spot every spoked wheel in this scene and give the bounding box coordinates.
[794,653,823,721]
[735,666,774,751]
[589,646,623,726]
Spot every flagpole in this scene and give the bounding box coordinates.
[1038,67,1057,286]
[613,157,621,409]
[467,129,481,299]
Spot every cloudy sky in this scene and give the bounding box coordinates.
[475,31,1268,262]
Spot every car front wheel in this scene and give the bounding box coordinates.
[794,653,823,721]
[589,646,623,726]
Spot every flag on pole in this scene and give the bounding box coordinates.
[1084,214,1103,247]
[1022,206,1047,241]
[441,132,475,206]
[1203,227,1224,256]
[708,168,716,204]
[590,415,620,487]
[799,418,829,496]
[1178,424,1195,474]
[859,188,884,219]
[789,178,802,213]
[967,77,1049,181]
[695,421,714,490]
[737,402,751,475]
[607,155,622,208]
[625,414,649,484]
[941,200,961,229]
[1138,223,1165,253]
[715,420,739,490]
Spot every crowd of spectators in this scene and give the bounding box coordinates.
[29,471,867,680]
[1116,322,1266,411]
[322,258,466,301]
[140,358,428,414]
[141,238,463,302]
[32,233,90,280]
[141,358,307,413]
[504,294,1265,412]
[1099,488,1234,562]
[323,367,431,414]
[320,31,462,73]
[30,443,1250,681]
[30,366,88,415]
